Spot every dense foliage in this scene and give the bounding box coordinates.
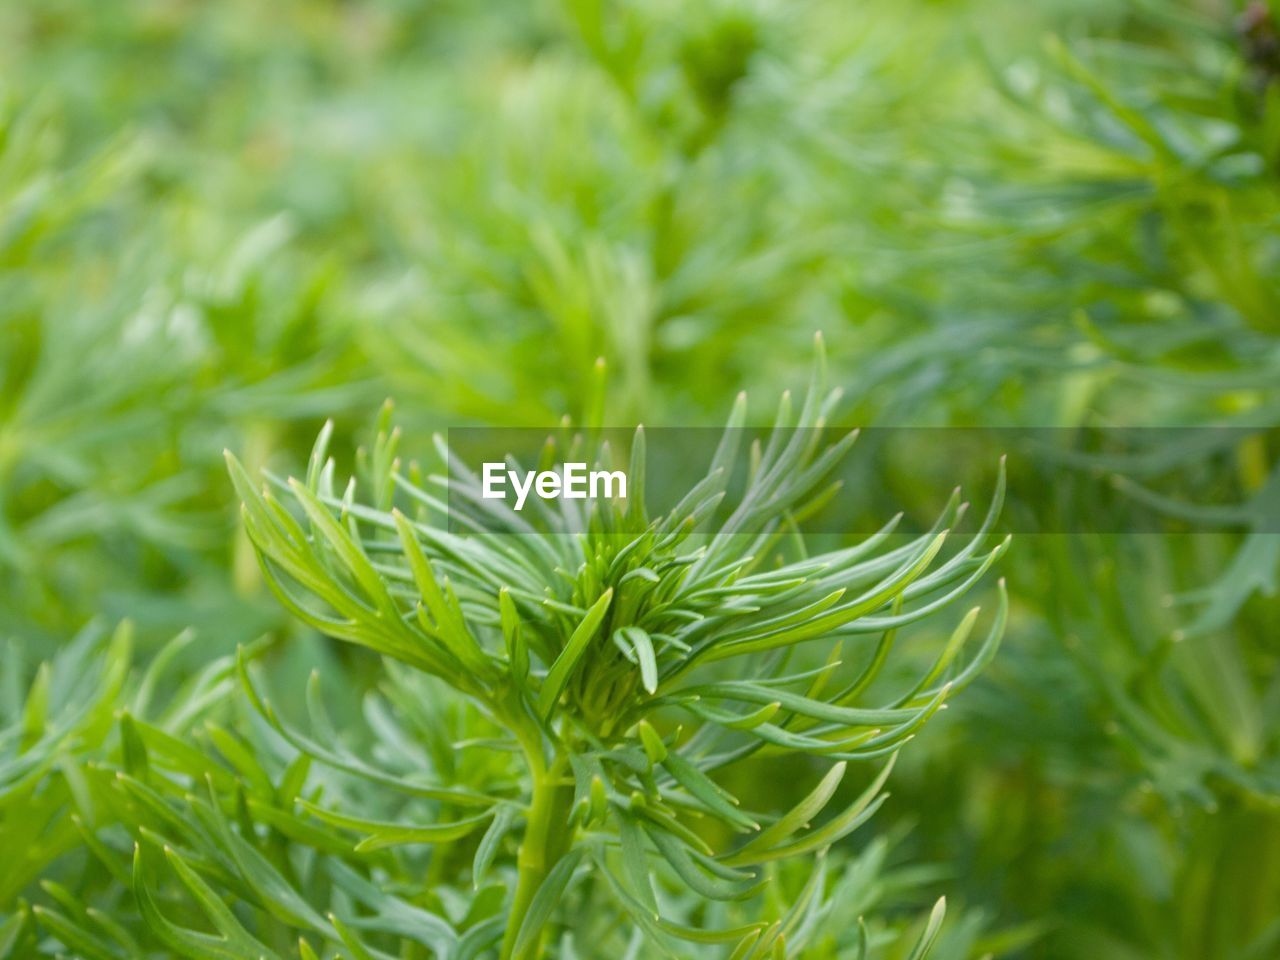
[2,0,1277,958]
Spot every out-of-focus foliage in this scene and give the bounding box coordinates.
[1,0,1279,958]
[832,3,1280,958]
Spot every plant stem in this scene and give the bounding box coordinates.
[501,754,573,960]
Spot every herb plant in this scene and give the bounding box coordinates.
[221,344,1009,957]
[8,1,1273,957]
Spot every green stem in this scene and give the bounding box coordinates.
[501,754,573,960]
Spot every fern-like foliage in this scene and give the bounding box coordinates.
[224,341,1009,958]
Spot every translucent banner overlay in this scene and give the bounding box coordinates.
[442,426,1280,535]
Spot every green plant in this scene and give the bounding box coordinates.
[0,93,373,646]
[19,2,1275,957]
[222,344,1009,957]
[0,618,249,957]
[839,5,1280,955]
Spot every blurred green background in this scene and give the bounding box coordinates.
[2,0,1278,957]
